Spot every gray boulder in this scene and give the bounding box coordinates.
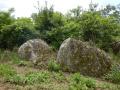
[57,38,111,77]
[18,39,51,64]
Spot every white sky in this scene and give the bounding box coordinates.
[0,0,120,18]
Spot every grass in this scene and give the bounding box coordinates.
[0,64,16,78]
[48,59,61,72]
[69,73,96,90]
[25,71,50,84]
[7,71,50,85]
[0,50,120,90]
[0,50,23,64]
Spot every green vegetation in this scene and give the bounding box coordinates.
[0,18,39,49]
[69,73,96,90]
[0,2,120,52]
[0,1,120,90]
[0,50,23,64]
[48,59,61,72]
[0,64,16,78]
[104,65,120,84]
[0,52,119,89]
[7,71,50,85]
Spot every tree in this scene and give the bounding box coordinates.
[47,21,80,49]
[31,1,64,43]
[101,4,120,22]
[0,17,39,50]
[79,11,119,51]
[0,8,15,30]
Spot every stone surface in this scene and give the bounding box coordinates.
[18,39,51,64]
[57,38,111,77]
[111,41,120,54]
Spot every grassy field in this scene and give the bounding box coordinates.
[0,50,120,90]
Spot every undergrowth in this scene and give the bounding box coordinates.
[69,73,96,90]
[104,64,120,84]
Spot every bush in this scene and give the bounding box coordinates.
[0,19,39,50]
[104,65,120,84]
[79,12,119,51]
[69,73,96,90]
[48,59,60,72]
[47,21,81,49]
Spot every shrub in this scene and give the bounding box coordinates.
[0,21,39,50]
[48,59,60,72]
[104,65,120,84]
[79,12,119,51]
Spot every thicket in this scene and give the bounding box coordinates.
[0,3,120,53]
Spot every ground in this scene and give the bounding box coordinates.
[0,51,120,90]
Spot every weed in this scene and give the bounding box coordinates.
[0,50,11,62]
[0,50,22,64]
[8,74,26,85]
[48,59,60,72]
[7,71,50,85]
[52,71,66,82]
[17,61,27,67]
[69,73,96,90]
[25,71,50,84]
[9,52,22,64]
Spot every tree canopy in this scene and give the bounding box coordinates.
[0,2,120,53]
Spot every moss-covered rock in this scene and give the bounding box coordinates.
[18,39,52,64]
[57,38,111,77]
[111,41,120,54]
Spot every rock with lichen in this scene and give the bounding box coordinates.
[18,39,52,64]
[111,41,120,54]
[57,38,111,77]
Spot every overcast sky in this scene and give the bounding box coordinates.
[0,0,120,18]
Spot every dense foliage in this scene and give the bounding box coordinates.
[0,17,39,49]
[0,3,120,53]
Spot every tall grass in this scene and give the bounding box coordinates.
[0,50,25,65]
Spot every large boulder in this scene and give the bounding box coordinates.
[18,39,52,64]
[57,38,111,77]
